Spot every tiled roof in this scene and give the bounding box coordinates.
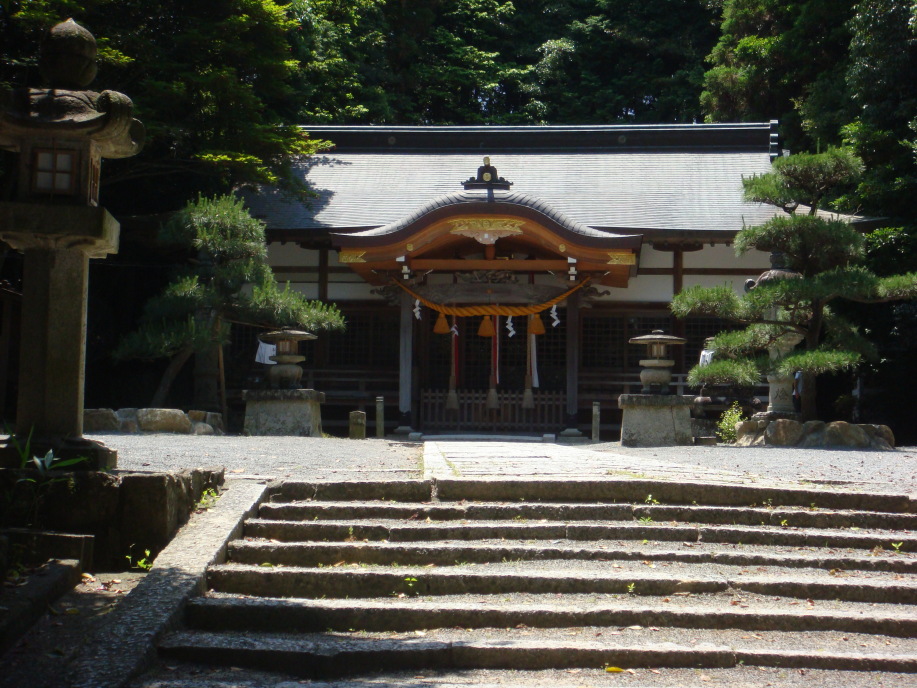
[243,124,787,236]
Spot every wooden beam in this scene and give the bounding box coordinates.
[408,259,614,272]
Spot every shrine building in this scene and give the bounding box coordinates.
[240,122,806,436]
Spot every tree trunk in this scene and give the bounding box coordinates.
[149,345,195,407]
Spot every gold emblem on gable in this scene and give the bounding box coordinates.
[449,218,524,245]
[339,251,366,264]
[607,252,636,265]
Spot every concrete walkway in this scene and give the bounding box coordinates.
[424,441,807,488]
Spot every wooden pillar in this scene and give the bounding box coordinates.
[672,248,686,372]
[394,291,414,433]
[560,291,583,437]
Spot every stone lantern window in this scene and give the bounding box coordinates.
[32,147,79,195]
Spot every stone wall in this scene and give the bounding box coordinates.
[0,466,224,570]
[84,408,223,435]
[736,418,895,450]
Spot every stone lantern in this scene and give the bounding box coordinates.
[0,19,143,468]
[628,330,686,394]
[744,252,803,418]
[242,329,325,437]
[618,329,693,447]
[259,328,316,389]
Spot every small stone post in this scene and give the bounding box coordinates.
[592,401,600,442]
[349,411,366,440]
[376,396,385,438]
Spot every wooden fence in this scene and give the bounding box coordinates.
[420,389,566,433]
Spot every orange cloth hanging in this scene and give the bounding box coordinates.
[477,315,495,337]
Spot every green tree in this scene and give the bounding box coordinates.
[1,0,328,213]
[114,195,344,407]
[701,0,856,152]
[671,149,917,420]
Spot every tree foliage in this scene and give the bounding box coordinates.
[1,0,330,213]
[115,195,344,405]
[672,150,917,419]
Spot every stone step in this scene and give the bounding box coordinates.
[227,539,917,573]
[132,667,917,688]
[185,593,917,637]
[206,563,917,604]
[258,500,917,531]
[243,517,917,551]
[269,479,914,512]
[157,630,917,675]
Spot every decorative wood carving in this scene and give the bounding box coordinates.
[448,218,523,245]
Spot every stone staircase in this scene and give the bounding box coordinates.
[141,477,917,686]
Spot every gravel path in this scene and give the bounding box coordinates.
[88,433,917,495]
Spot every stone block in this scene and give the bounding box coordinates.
[734,420,762,447]
[205,412,224,433]
[825,421,869,448]
[618,394,694,447]
[765,418,805,446]
[119,419,139,433]
[187,410,207,422]
[191,422,214,436]
[116,408,138,422]
[83,408,120,432]
[862,424,895,448]
[119,472,194,556]
[136,408,192,434]
[243,389,323,437]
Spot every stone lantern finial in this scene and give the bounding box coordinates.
[39,19,98,89]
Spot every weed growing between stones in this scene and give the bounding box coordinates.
[716,402,745,443]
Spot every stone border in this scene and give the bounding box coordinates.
[65,478,268,688]
[736,419,895,450]
[84,408,224,435]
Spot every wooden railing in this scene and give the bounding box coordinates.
[420,389,566,433]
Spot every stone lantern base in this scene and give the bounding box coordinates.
[618,394,694,447]
[242,389,325,437]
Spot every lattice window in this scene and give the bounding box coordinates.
[582,315,627,369]
[682,317,738,367]
[327,309,399,368]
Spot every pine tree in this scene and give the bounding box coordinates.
[671,149,917,420]
[114,195,344,407]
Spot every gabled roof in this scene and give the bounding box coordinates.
[244,123,784,241]
[335,188,641,250]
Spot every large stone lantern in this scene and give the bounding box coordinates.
[0,19,143,468]
[744,252,803,418]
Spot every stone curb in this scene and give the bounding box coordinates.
[157,633,917,675]
[205,565,917,604]
[226,540,917,574]
[243,518,917,552]
[65,479,268,688]
[184,595,917,637]
[0,558,81,656]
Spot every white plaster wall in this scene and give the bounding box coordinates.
[683,274,753,294]
[639,248,673,268]
[328,282,379,300]
[284,283,319,300]
[267,243,320,265]
[683,244,769,269]
[597,275,673,303]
